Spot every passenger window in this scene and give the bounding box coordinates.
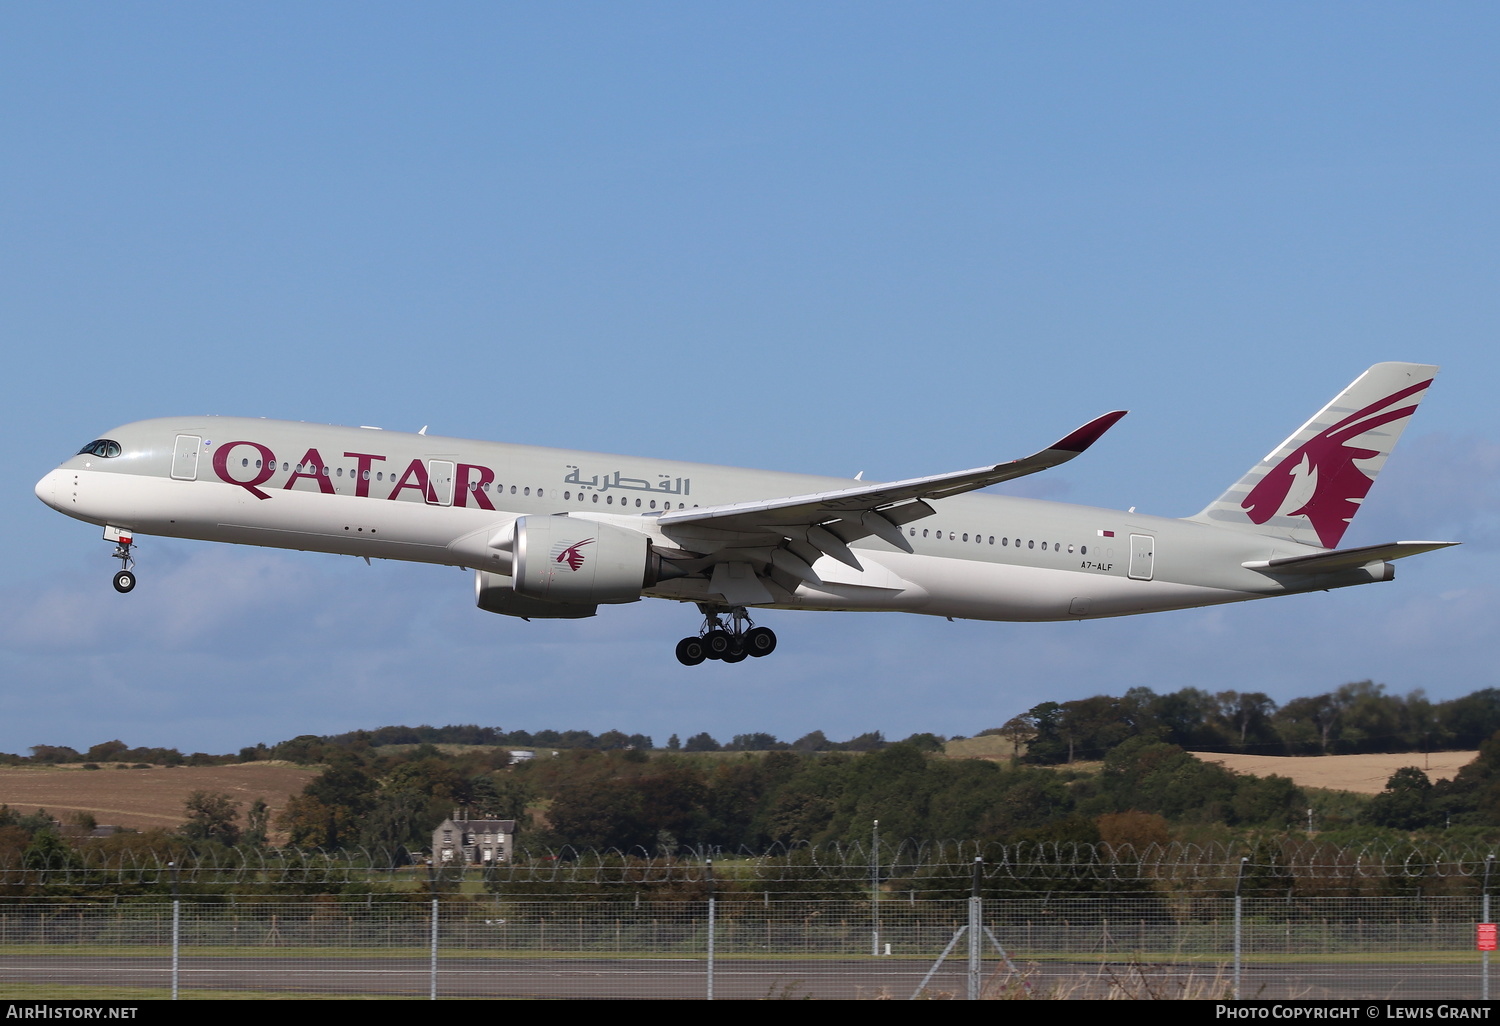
[1028,540,1034,549]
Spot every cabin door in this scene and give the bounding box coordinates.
[426,460,456,506]
[171,435,201,481]
[1128,534,1155,581]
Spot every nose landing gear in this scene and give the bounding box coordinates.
[109,532,136,593]
[675,606,777,666]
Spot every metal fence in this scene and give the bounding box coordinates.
[0,893,1494,1000]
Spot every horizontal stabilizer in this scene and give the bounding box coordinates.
[1243,540,1458,575]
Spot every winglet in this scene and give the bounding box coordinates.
[1049,411,1127,453]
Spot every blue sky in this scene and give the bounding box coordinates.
[3,2,1497,756]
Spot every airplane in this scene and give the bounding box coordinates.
[34,362,1456,666]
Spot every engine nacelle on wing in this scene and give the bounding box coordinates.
[513,514,667,605]
[475,571,597,619]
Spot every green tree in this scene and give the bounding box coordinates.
[994,714,1038,763]
[1366,767,1439,831]
[791,730,830,752]
[242,798,270,848]
[180,791,241,845]
[1275,694,1340,755]
[1215,691,1278,750]
[727,733,781,751]
[682,732,721,752]
[1440,689,1500,748]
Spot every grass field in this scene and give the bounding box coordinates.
[0,763,320,835]
[1189,751,1476,794]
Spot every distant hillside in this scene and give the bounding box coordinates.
[0,763,319,835]
[1189,750,1477,795]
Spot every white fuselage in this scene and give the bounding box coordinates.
[35,416,1380,623]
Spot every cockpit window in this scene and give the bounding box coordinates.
[77,439,122,458]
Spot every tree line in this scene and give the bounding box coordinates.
[17,680,1497,771]
[1005,682,1500,764]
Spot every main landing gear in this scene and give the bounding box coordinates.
[675,606,777,666]
[110,535,136,594]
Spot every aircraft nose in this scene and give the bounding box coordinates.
[34,469,61,510]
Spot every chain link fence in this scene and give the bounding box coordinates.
[1,841,1496,999]
[0,893,1494,999]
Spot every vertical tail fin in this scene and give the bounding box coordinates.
[1188,362,1438,548]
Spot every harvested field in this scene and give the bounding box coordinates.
[0,763,319,834]
[1189,750,1477,794]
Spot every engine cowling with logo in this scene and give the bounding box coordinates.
[512,515,660,605]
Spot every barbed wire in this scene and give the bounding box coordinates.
[1,837,1496,891]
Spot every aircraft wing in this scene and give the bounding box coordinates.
[659,411,1125,536]
[655,412,1125,587]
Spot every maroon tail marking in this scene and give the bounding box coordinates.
[1242,379,1430,548]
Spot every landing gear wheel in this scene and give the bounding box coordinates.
[112,570,136,594]
[703,629,732,660]
[744,626,777,657]
[675,637,707,666]
[721,644,748,664]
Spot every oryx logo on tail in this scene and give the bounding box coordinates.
[551,538,594,572]
[1241,378,1431,548]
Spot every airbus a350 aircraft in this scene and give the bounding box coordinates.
[35,362,1454,665]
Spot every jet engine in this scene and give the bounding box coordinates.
[475,571,598,619]
[501,514,686,608]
